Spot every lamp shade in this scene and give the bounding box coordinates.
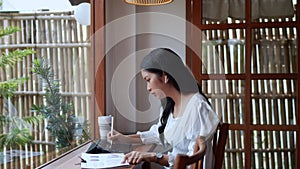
[74,2,90,25]
[69,0,90,6]
[124,0,173,6]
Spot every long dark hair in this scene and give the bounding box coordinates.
[144,68,210,135]
[140,48,210,135]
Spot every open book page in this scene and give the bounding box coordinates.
[80,153,130,168]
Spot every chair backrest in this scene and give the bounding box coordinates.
[173,136,207,169]
[213,123,229,169]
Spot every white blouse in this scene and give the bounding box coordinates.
[137,93,220,168]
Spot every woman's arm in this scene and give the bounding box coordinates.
[125,134,143,144]
[108,115,162,145]
[108,130,143,144]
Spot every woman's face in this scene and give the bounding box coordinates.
[141,70,167,99]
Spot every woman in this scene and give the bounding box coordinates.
[108,48,220,168]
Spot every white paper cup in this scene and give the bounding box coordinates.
[98,116,112,139]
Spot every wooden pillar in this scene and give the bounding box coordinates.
[296,2,300,169]
[90,0,105,140]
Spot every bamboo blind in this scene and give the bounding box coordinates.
[250,17,296,169]
[201,21,246,169]
[199,11,297,169]
[0,11,91,169]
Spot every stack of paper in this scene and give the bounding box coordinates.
[80,153,129,168]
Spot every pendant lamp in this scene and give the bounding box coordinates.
[124,0,173,6]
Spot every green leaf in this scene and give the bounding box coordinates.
[0,49,35,67]
[0,115,11,128]
[0,26,20,37]
[0,77,29,98]
[0,128,33,148]
[23,115,44,125]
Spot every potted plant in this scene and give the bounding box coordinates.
[31,58,89,148]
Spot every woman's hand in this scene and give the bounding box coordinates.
[107,130,130,143]
[122,151,156,165]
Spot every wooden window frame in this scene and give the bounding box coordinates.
[90,0,105,140]
[91,1,300,168]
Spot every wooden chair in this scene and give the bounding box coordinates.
[173,136,207,169]
[144,123,229,169]
[174,122,229,169]
[213,123,229,169]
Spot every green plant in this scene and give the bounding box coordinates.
[0,26,41,149]
[31,58,89,148]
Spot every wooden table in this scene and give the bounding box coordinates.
[36,141,156,169]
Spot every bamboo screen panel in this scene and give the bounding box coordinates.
[250,19,297,168]
[0,11,91,169]
[201,27,247,169]
[201,27,297,168]
[195,1,298,168]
